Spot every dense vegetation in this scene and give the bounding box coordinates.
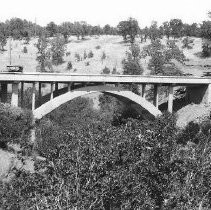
[1,96,211,209]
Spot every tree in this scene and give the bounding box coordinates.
[162,21,171,39]
[142,39,185,75]
[0,23,7,50]
[183,23,199,37]
[46,21,58,37]
[50,35,66,65]
[148,21,162,41]
[36,35,51,72]
[7,18,24,39]
[103,24,112,35]
[169,19,183,38]
[91,25,103,36]
[117,18,140,43]
[117,20,128,41]
[122,43,143,75]
[58,22,73,43]
[201,21,211,40]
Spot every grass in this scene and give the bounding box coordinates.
[1,35,211,76]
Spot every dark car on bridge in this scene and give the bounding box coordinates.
[6,65,23,73]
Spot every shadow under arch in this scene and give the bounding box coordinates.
[33,85,162,120]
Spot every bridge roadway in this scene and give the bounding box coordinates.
[0,72,211,85]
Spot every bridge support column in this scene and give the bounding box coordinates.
[11,82,19,107]
[153,84,159,108]
[31,82,36,144]
[142,84,146,98]
[32,82,36,111]
[168,84,173,113]
[50,82,54,100]
[55,82,58,91]
[20,82,24,107]
[1,83,8,103]
[68,82,73,91]
[38,82,42,105]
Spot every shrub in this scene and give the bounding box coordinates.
[102,66,110,74]
[66,51,71,56]
[73,68,77,72]
[95,45,101,49]
[85,61,90,66]
[0,103,33,146]
[202,43,211,57]
[112,67,117,74]
[182,37,194,49]
[101,51,106,63]
[23,46,28,53]
[83,50,87,59]
[75,52,81,62]
[66,61,72,70]
[88,50,94,58]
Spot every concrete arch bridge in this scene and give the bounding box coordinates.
[0,73,211,120]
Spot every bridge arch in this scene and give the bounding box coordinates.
[33,85,162,120]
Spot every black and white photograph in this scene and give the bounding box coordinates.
[1,0,211,209]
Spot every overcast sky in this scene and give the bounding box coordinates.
[1,0,211,27]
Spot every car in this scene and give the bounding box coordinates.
[6,65,23,72]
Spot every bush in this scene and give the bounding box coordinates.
[95,45,101,49]
[0,103,33,146]
[101,51,106,62]
[66,51,71,56]
[202,43,211,57]
[75,52,81,62]
[66,61,72,70]
[88,50,94,58]
[112,67,117,74]
[85,61,90,66]
[182,37,194,49]
[102,66,110,74]
[83,50,87,59]
[23,46,28,53]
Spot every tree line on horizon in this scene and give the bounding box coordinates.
[0,15,211,46]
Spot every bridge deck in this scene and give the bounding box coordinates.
[0,72,210,85]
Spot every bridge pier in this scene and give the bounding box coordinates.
[142,84,146,98]
[153,84,159,108]
[55,82,58,91]
[38,82,42,106]
[20,82,24,107]
[50,82,54,100]
[11,82,19,107]
[1,83,8,103]
[168,84,174,113]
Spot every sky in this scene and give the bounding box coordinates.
[1,0,211,27]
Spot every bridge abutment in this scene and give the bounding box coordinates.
[186,84,211,104]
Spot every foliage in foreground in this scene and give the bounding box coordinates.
[2,109,211,209]
[0,103,33,146]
